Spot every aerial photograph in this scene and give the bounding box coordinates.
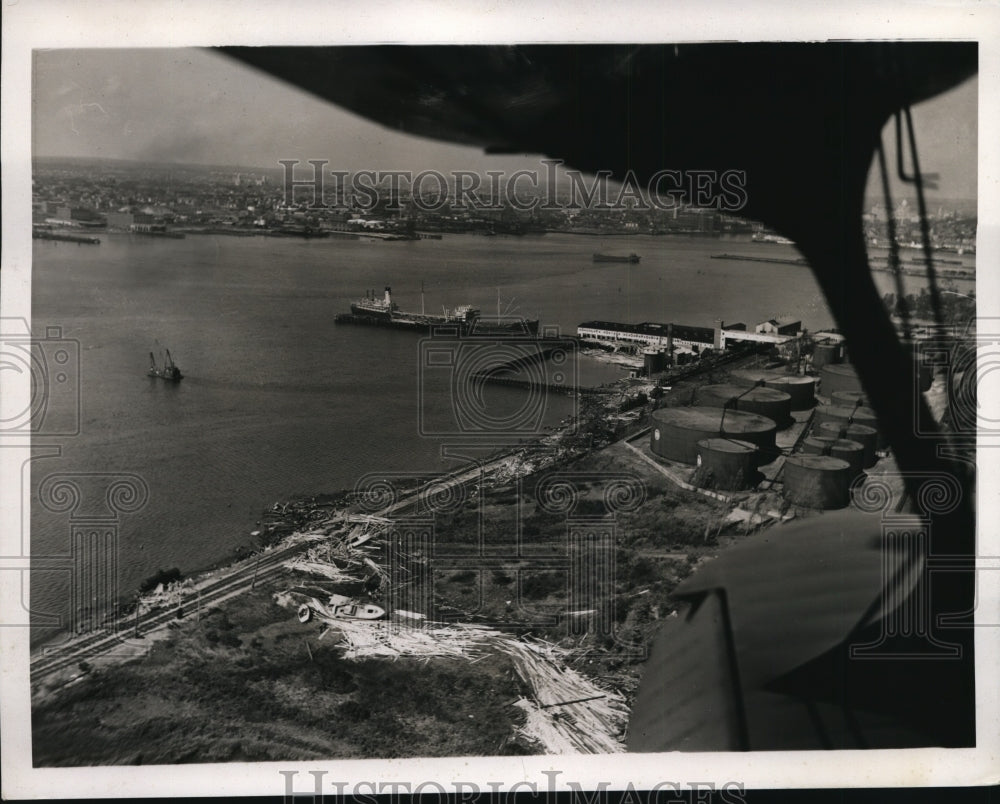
[12,35,984,781]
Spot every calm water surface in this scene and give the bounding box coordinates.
[30,232,972,641]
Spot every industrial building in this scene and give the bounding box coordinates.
[577,317,801,354]
[577,320,717,352]
[755,317,802,336]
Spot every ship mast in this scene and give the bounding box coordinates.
[421,281,425,316]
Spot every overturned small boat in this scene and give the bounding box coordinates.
[297,593,386,623]
[327,593,385,620]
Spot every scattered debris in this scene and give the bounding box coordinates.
[277,535,629,753]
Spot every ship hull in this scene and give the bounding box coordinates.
[148,370,183,381]
[350,303,393,320]
[337,313,540,337]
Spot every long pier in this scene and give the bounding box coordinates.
[470,344,599,395]
[481,345,564,374]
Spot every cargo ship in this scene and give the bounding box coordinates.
[342,286,540,336]
[350,287,400,320]
[593,252,641,264]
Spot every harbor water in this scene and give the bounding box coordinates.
[28,232,973,643]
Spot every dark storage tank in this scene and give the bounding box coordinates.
[802,436,865,481]
[813,402,878,429]
[783,455,851,509]
[728,368,780,386]
[696,384,793,429]
[817,421,878,468]
[643,349,665,376]
[729,369,816,410]
[695,438,761,491]
[649,406,778,465]
[813,403,886,448]
[831,390,869,408]
[821,363,863,396]
[812,342,844,369]
[765,375,817,411]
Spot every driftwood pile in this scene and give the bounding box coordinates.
[279,526,628,754]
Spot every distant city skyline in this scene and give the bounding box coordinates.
[32,47,979,201]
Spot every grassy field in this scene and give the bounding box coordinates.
[33,586,531,765]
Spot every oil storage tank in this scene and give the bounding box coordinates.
[822,356,930,398]
[813,403,885,448]
[696,384,793,429]
[696,438,761,491]
[650,406,778,465]
[817,421,878,468]
[763,375,816,411]
[643,349,665,376]
[813,402,878,430]
[831,390,869,408]
[729,369,816,411]
[820,363,863,396]
[812,341,844,370]
[802,436,865,481]
[728,368,781,386]
[783,455,851,509]
[729,368,787,390]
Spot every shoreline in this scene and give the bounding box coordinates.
[28,419,591,666]
[28,341,758,677]
[32,339,951,761]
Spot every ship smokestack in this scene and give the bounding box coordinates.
[384,286,392,305]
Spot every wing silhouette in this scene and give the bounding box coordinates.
[222,43,978,750]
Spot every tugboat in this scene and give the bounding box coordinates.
[593,252,641,264]
[148,349,183,381]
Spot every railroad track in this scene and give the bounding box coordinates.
[30,448,530,687]
[30,548,298,682]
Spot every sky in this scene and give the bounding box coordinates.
[32,48,542,177]
[32,47,979,200]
